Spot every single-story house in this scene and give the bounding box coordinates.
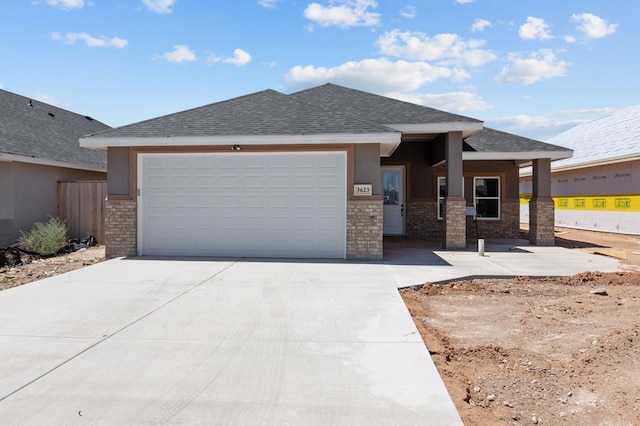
[80,83,572,259]
[0,89,110,247]
[520,104,640,235]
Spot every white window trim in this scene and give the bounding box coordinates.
[437,177,446,220]
[474,176,501,220]
[437,176,465,220]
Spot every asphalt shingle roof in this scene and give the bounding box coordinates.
[546,104,640,169]
[82,83,570,160]
[465,127,571,153]
[0,89,109,167]
[91,89,395,139]
[290,83,482,125]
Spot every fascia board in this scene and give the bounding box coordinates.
[550,153,640,173]
[385,122,483,138]
[80,132,401,149]
[520,153,640,177]
[0,153,106,172]
[463,150,573,162]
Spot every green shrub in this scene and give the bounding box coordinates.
[19,217,68,256]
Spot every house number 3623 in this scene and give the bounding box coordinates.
[354,184,372,196]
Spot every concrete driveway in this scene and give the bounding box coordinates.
[0,258,461,425]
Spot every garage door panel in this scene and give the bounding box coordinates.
[293,175,314,188]
[268,195,289,208]
[318,217,340,231]
[139,152,346,258]
[267,217,289,230]
[293,195,314,208]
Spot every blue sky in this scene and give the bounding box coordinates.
[1,0,636,140]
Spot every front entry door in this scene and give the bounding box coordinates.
[382,166,405,235]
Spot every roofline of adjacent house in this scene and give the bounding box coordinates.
[0,152,107,172]
[386,122,483,138]
[464,150,573,162]
[519,152,640,177]
[80,132,403,156]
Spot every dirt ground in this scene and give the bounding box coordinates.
[402,227,640,425]
[0,246,105,291]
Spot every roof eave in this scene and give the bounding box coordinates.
[520,152,640,177]
[0,152,107,172]
[385,122,483,139]
[550,153,640,174]
[80,132,402,156]
[464,150,573,162]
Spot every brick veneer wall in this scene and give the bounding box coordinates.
[346,198,383,260]
[529,197,555,245]
[104,198,137,258]
[406,200,520,241]
[405,201,442,238]
[444,197,467,249]
[468,201,520,240]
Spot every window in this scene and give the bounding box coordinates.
[474,177,500,219]
[437,177,446,219]
[437,177,464,219]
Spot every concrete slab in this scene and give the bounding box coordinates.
[384,239,621,287]
[0,242,619,424]
[0,259,461,425]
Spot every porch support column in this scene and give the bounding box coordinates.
[529,158,555,245]
[444,131,466,250]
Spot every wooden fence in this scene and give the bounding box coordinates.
[57,181,107,244]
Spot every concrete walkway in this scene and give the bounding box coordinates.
[0,241,620,425]
[384,238,620,287]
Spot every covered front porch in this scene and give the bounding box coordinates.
[377,128,572,249]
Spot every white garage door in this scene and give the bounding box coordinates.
[138,152,346,258]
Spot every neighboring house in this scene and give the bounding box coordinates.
[520,105,640,235]
[0,89,110,247]
[80,83,571,260]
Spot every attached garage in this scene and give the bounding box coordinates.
[138,151,347,258]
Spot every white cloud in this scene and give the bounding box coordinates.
[519,17,552,40]
[50,32,128,48]
[304,0,381,28]
[142,0,175,14]
[257,0,279,8]
[47,0,84,10]
[564,35,576,43]
[33,93,59,106]
[456,0,473,3]
[285,57,468,93]
[390,91,492,113]
[223,49,252,66]
[494,49,569,85]
[377,30,496,67]
[471,18,491,32]
[571,13,617,39]
[0,83,4,89]
[207,53,221,64]
[208,49,252,66]
[162,45,196,63]
[400,5,416,19]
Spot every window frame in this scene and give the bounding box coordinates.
[437,176,465,220]
[473,176,501,220]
